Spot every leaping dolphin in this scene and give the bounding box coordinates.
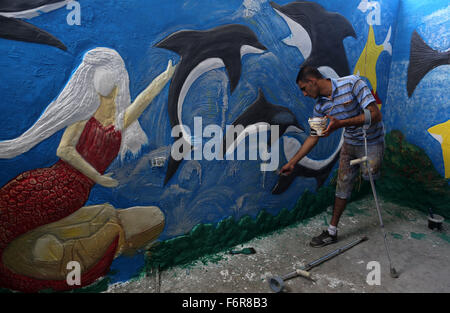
[221,89,342,194]
[270,1,356,77]
[0,0,70,50]
[155,24,267,185]
[222,89,303,157]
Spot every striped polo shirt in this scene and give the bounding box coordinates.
[313,75,384,145]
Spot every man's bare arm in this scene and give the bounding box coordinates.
[324,102,382,136]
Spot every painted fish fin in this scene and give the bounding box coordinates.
[164,155,183,185]
[154,30,196,56]
[223,51,243,93]
[382,26,392,55]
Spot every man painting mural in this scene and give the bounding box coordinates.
[280,66,385,247]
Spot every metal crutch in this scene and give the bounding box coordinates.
[269,236,368,292]
[350,127,399,278]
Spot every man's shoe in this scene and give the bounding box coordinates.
[310,230,338,248]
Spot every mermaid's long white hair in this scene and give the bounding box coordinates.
[0,47,148,160]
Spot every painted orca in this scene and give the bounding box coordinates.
[0,0,70,50]
[155,24,267,185]
[222,89,303,156]
[270,1,356,77]
[265,2,355,194]
[407,30,450,97]
[220,88,342,194]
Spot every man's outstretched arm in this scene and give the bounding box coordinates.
[280,135,320,175]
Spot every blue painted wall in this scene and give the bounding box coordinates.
[0,0,412,286]
[384,0,449,179]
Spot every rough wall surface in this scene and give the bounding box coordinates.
[384,0,449,179]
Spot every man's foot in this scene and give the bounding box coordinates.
[310,230,338,248]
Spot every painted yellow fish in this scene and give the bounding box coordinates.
[428,120,450,178]
[354,25,392,108]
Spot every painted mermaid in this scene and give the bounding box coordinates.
[0,47,176,292]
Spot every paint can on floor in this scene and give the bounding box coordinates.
[428,214,444,231]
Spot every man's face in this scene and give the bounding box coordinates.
[298,78,319,99]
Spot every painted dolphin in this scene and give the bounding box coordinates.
[154,24,267,185]
[220,88,342,194]
[272,133,344,194]
[0,0,70,50]
[407,30,450,98]
[222,89,303,156]
[270,1,356,78]
[266,2,353,194]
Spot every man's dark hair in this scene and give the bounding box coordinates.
[296,65,324,83]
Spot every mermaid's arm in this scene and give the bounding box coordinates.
[56,121,118,187]
[123,60,176,129]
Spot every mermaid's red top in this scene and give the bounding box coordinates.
[0,117,122,292]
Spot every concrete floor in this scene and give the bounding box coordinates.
[106,195,450,293]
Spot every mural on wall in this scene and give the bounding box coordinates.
[267,1,356,194]
[222,89,302,157]
[428,120,450,178]
[270,1,356,78]
[353,25,392,108]
[357,0,381,26]
[0,47,175,292]
[0,0,71,50]
[275,134,342,194]
[384,0,448,181]
[154,24,267,185]
[407,30,450,98]
[0,0,401,292]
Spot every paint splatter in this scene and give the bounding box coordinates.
[410,232,426,240]
[437,233,450,243]
[390,233,403,240]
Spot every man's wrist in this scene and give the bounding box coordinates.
[334,118,344,128]
[289,158,299,166]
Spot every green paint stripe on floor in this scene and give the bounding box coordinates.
[411,232,426,240]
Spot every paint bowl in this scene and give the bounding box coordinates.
[428,214,444,231]
[308,117,328,136]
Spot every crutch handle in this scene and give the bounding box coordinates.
[295,269,311,279]
[350,156,368,166]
